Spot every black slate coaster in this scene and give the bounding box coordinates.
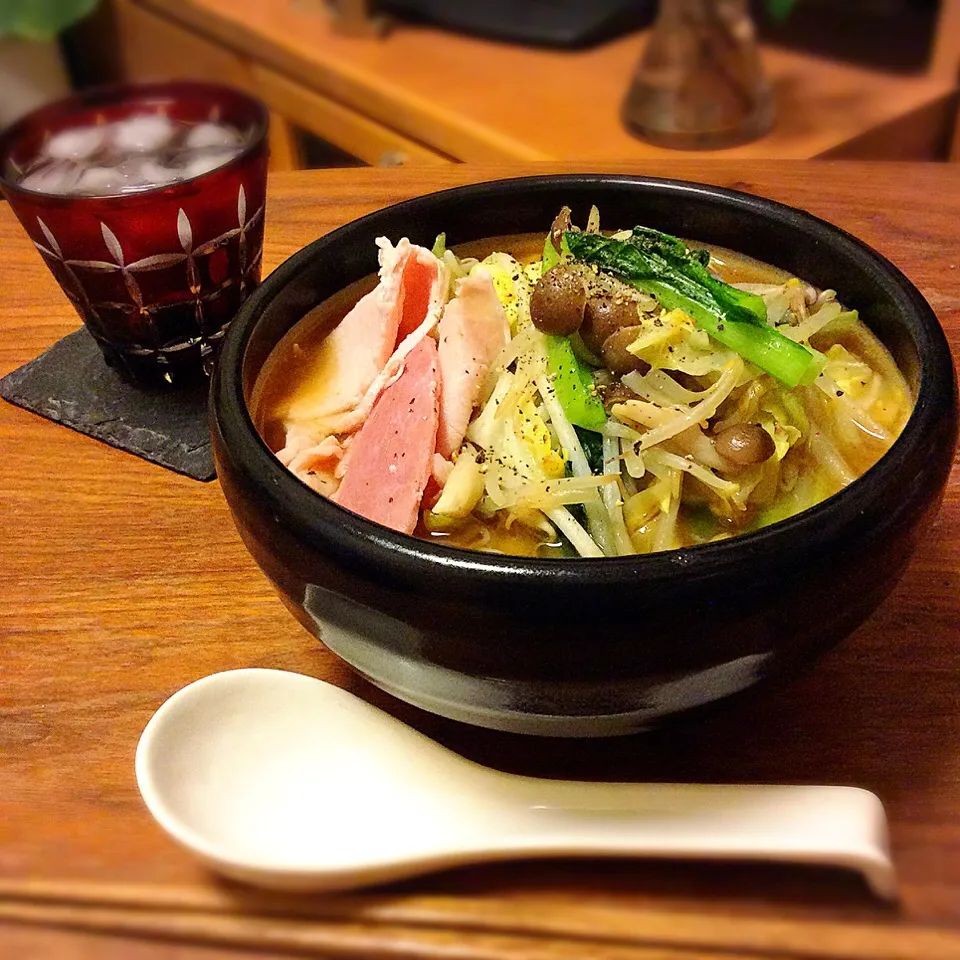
[0,327,215,481]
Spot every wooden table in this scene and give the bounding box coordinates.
[2,163,960,960]
[111,0,960,165]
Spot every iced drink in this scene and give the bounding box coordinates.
[0,82,269,387]
[15,115,249,197]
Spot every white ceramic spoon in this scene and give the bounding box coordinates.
[135,668,896,898]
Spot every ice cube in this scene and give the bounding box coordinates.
[116,158,155,188]
[139,160,182,188]
[76,166,127,196]
[182,147,243,180]
[19,161,81,196]
[44,125,106,160]
[111,114,175,155]
[184,122,243,151]
[74,158,182,196]
[75,159,153,196]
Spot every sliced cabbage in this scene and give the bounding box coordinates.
[626,308,737,376]
[467,369,566,513]
[473,253,535,333]
[430,447,485,519]
[758,388,805,462]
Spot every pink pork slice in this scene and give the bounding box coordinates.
[436,269,510,459]
[396,249,442,342]
[282,239,442,433]
[334,336,440,535]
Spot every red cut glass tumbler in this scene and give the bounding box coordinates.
[0,81,269,387]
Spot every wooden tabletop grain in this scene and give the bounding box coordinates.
[2,163,960,960]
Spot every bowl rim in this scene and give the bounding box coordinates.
[212,173,957,586]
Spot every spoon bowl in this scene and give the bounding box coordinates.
[136,668,897,897]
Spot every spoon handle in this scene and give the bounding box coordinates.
[488,781,895,899]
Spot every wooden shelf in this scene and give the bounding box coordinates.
[123,0,958,164]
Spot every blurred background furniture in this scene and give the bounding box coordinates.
[0,36,71,128]
[52,0,960,167]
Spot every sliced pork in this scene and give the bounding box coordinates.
[278,287,392,441]
[278,237,447,462]
[436,268,510,459]
[334,337,440,535]
[284,434,346,496]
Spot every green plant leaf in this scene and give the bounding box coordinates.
[765,0,798,22]
[0,0,100,40]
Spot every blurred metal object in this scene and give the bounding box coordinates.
[294,0,392,38]
[622,0,774,150]
[376,150,408,166]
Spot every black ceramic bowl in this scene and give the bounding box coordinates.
[211,175,957,736]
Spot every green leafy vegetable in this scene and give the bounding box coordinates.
[0,0,99,39]
[431,232,446,259]
[574,426,605,474]
[541,230,572,274]
[765,0,799,22]
[684,504,722,543]
[544,335,607,432]
[539,233,606,432]
[565,230,824,388]
[542,233,560,272]
[569,331,603,368]
[629,225,768,327]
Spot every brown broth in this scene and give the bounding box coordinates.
[250,273,377,451]
[416,514,567,559]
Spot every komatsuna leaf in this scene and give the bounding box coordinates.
[565,230,824,389]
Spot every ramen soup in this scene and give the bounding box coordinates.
[252,211,912,559]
